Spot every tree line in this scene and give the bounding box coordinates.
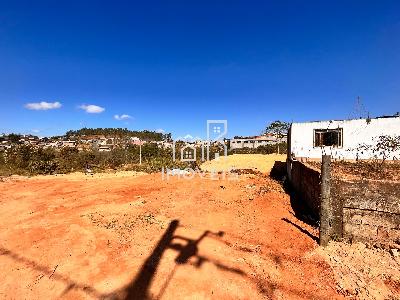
[65,128,171,141]
[0,144,182,176]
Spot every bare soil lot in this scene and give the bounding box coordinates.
[0,166,345,300]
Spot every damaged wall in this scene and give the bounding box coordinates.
[332,179,400,247]
[288,159,400,247]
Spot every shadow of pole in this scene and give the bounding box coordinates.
[0,246,103,298]
[123,219,179,300]
[281,218,319,243]
[121,220,245,300]
[1,220,266,300]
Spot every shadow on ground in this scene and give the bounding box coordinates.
[281,218,319,243]
[0,246,103,298]
[1,215,337,300]
[0,220,273,300]
[118,219,248,299]
[270,160,319,239]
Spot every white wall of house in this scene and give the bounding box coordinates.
[230,137,284,149]
[289,116,400,160]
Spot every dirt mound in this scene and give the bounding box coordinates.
[200,154,286,173]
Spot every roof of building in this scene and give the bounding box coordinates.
[291,114,399,125]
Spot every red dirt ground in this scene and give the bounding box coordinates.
[0,172,343,299]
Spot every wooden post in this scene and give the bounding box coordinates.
[320,155,332,246]
[139,141,142,165]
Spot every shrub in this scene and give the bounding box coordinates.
[0,140,288,176]
[56,147,80,173]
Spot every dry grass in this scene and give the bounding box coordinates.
[200,154,286,173]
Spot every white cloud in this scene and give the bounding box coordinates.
[79,104,105,114]
[31,129,40,133]
[155,128,165,133]
[114,114,132,121]
[25,101,62,110]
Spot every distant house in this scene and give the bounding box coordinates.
[287,115,400,160]
[61,140,76,148]
[77,144,92,151]
[230,134,284,150]
[43,142,59,149]
[0,141,11,151]
[154,141,172,148]
[130,137,143,145]
[98,145,112,152]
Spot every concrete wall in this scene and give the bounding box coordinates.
[287,159,321,216]
[289,116,400,160]
[288,159,400,247]
[230,138,283,149]
[332,179,400,247]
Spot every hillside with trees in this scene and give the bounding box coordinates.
[65,128,171,141]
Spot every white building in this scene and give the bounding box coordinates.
[98,145,112,152]
[230,134,284,149]
[288,115,400,160]
[61,140,76,148]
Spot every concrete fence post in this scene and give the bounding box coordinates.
[320,155,332,246]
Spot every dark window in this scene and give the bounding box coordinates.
[314,128,343,147]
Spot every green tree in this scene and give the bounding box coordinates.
[264,121,290,138]
[65,127,170,141]
[264,121,290,155]
[8,133,21,144]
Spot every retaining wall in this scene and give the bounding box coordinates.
[332,179,400,247]
[287,159,321,216]
[287,159,400,247]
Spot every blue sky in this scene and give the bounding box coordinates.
[0,1,399,138]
